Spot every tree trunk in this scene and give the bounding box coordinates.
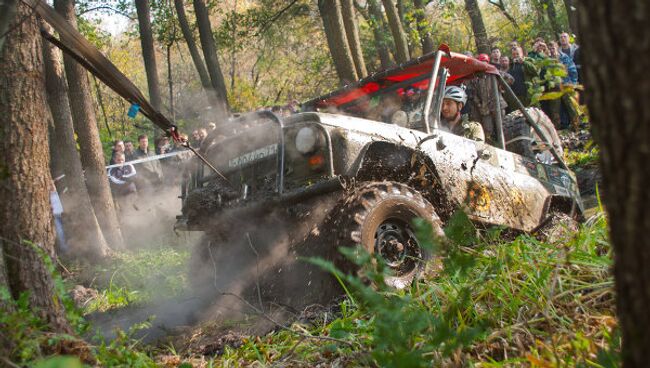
[318,0,358,84]
[135,0,163,112]
[42,28,109,261]
[577,1,650,366]
[563,0,577,34]
[541,0,562,38]
[381,0,410,63]
[54,0,124,250]
[367,0,393,69]
[0,1,71,333]
[173,0,218,105]
[193,0,230,121]
[413,0,434,54]
[464,0,489,54]
[341,0,367,78]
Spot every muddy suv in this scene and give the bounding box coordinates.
[177,49,583,296]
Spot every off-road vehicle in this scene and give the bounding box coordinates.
[177,49,583,304]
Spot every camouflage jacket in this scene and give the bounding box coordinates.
[443,114,485,142]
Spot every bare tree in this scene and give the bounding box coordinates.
[174,0,210,88]
[135,0,163,111]
[54,0,125,250]
[42,28,109,261]
[318,0,358,84]
[193,0,230,121]
[577,1,650,365]
[0,1,71,334]
[341,0,367,78]
[381,0,410,63]
[464,0,489,54]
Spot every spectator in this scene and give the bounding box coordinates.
[155,135,171,155]
[549,41,578,84]
[132,134,163,190]
[549,41,579,129]
[124,140,135,161]
[499,56,510,72]
[507,46,536,108]
[109,140,125,165]
[207,122,217,130]
[559,32,579,60]
[198,128,208,143]
[490,47,501,66]
[508,40,519,51]
[477,53,490,63]
[107,152,137,196]
[190,130,201,147]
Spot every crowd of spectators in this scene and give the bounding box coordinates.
[473,32,581,130]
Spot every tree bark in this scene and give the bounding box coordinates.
[563,0,577,34]
[42,29,109,261]
[341,0,367,78]
[464,0,489,54]
[54,0,124,250]
[173,0,217,105]
[135,0,163,112]
[413,0,434,54]
[318,0,358,84]
[381,0,410,63]
[193,0,230,121]
[577,1,650,366]
[367,0,393,69]
[0,1,72,333]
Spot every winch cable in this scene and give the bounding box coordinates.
[30,0,232,185]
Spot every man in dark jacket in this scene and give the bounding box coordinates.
[132,134,163,191]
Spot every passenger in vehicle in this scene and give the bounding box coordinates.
[440,86,485,142]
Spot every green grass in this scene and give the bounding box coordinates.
[78,247,189,313]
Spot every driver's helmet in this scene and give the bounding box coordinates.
[444,86,467,105]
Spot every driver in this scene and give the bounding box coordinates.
[440,86,485,142]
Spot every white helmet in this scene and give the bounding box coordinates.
[444,86,467,105]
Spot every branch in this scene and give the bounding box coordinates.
[255,0,300,36]
[77,6,135,20]
[487,0,519,29]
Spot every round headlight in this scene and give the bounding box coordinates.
[295,126,318,154]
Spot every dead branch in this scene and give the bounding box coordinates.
[487,0,519,29]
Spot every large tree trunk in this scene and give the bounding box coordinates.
[135,0,162,112]
[381,0,410,64]
[367,0,393,69]
[54,0,124,250]
[577,1,650,366]
[541,0,562,38]
[413,0,434,54]
[42,29,109,261]
[340,0,367,78]
[318,0,358,84]
[174,0,215,105]
[464,0,489,54]
[0,1,71,333]
[563,0,577,34]
[193,0,230,121]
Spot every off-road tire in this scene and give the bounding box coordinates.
[503,109,535,158]
[333,181,444,289]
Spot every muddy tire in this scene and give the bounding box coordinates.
[334,181,444,289]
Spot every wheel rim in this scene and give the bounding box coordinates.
[374,218,422,276]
